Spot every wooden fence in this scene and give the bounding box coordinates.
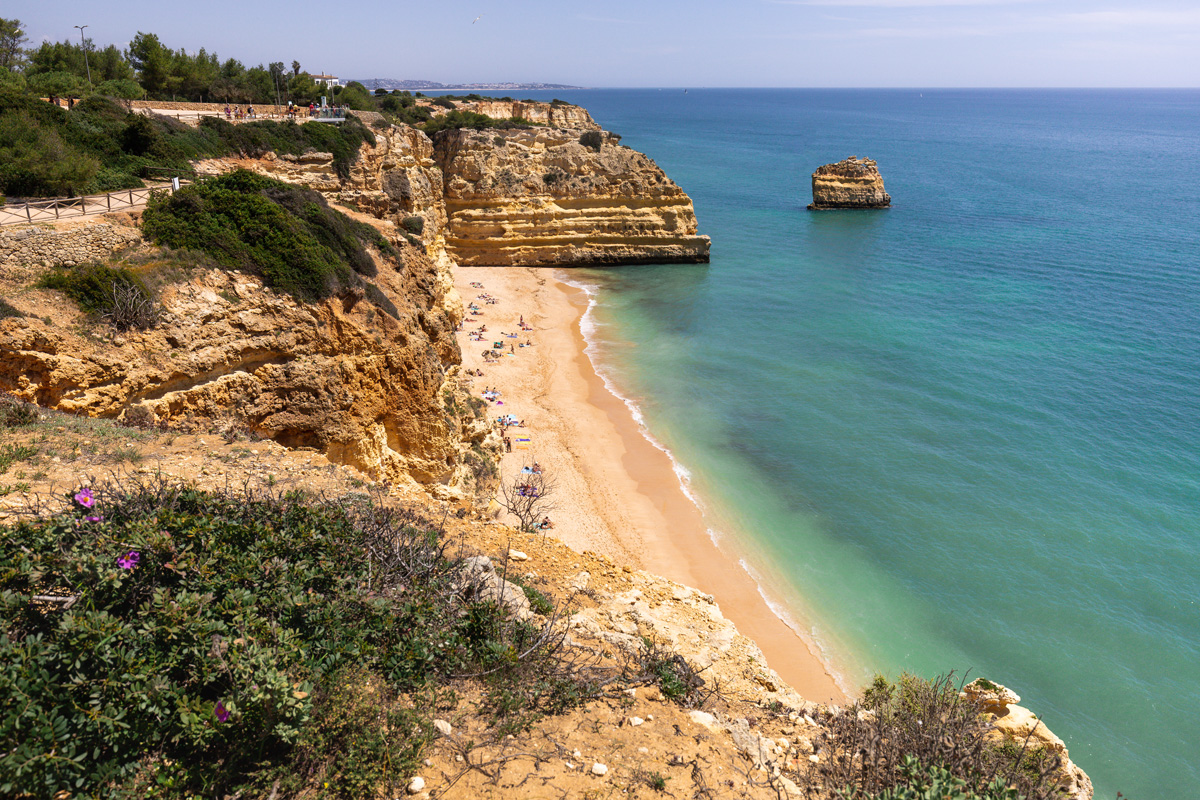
[0,181,190,226]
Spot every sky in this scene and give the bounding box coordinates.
[13,0,1200,87]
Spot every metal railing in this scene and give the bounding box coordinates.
[0,181,191,226]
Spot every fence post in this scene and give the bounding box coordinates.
[54,201,59,219]
[107,192,111,211]
[26,205,32,223]
[129,189,134,206]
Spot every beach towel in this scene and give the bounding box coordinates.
[515,438,532,443]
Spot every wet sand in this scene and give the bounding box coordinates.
[455,265,846,705]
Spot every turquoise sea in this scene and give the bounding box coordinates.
[454,88,1200,797]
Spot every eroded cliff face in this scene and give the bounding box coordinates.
[436,127,710,266]
[447,99,599,129]
[197,110,708,268]
[195,125,451,261]
[809,156,891,210]
[0,238,494,498]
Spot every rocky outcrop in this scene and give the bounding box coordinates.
[459,555,532,621]
[808,156,891,210]
[568,561,811,711]
[436,127,710,266]
[962,679,1094,800]
[197,114,709,268]
[0,236,496,498]
[445,99,599,130]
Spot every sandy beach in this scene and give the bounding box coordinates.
[455,265,846,705]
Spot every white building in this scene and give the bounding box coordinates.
[306,73,343,88]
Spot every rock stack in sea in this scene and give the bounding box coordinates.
[808,156,891,209]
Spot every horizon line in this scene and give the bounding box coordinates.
[397,85,1199,91]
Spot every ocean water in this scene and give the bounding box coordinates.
[472,88,1200,797]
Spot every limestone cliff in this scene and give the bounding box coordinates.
[0,230,494,498]
[436,127,710,266]
[443,98,600,130]
[195,124,451,264]
[196,108,709,268]
[808,156,891,210]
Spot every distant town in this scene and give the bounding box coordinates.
[354,78,586,92]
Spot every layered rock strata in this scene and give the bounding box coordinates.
[436,127,710,266]
[0,231,494,498]
[446,99,599,129]
[197,111,709,268]
[808,156,891,209]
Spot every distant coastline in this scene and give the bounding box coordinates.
[355,78,587,91]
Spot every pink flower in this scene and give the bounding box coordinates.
[117,551,140,570]
[85,515,103,523]
[74,488,95,508]
[215,701,231,722]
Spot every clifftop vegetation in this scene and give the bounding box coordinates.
[1,17,557,130]
[0,479,603,798]
[141,170,397,308]
[0,88,375,198]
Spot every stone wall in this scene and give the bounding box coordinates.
[130,100,291,116]
[0,223,143,279]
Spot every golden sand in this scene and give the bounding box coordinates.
[455,265,846,704]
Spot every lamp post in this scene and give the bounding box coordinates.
[73,25,91,86]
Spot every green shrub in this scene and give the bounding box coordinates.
[195,115,375,180]
[579,130,603,151]
[0,392,40,428]
[0,88,376,198]
[801,673,1068,800]
[119,113,159,156]
[0,483,600,798]
[636,637,708,707]
[843,756,1022,800]
[401,215,424,235]
[0,297,22,320]
[0,443,37,473]
[141,170,393,303]
[288,673,433,800]
[39,263,156,327]
[94,78,145,101]
[0,108,100,197]
[506,573,554,616]
[420,110,538,135]
[384,104,432,127]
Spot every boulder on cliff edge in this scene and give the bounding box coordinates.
[808,156,891,210]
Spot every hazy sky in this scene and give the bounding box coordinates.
[15,0,1200,87]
